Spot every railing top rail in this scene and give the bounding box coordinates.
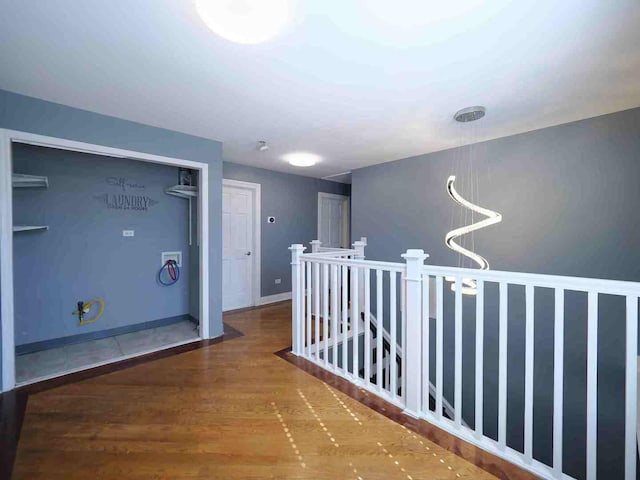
[303,249,358,258]
[423,264,640,296]
[300,255,406,273]
[317,247,354,253]
[305,250,354,254]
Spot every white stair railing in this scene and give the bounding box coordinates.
[290,242,640,480]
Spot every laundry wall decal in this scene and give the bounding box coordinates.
[93,193,159,211]
[105,177,146,192]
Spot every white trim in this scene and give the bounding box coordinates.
[317,192,350,249]
[223,178,262,310]
[0,131,14,392]
[0,128,211,392]
[318,192,350,201]
[259,291,292,305]
[199,164,210,340]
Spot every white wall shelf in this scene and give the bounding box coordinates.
[165,185,198,246]
[165,185,197,199]
[13,174,49,233]
[13,225,49,233]
[12,173,48,188]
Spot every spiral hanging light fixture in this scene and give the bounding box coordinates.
[445,106,502,295]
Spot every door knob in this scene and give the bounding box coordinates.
[246,251,252,256]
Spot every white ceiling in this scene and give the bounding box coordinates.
[1,1,639,180]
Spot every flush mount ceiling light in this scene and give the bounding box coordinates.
[454,105,486,122]
[283,152,321,167]
[195,0,291,45]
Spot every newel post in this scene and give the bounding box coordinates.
[289,244,306,355]
[310,240,321,253]
[401,249,429,417]
[353,238,367,312]
[353,237,367,259]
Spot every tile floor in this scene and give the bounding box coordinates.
[15,320,199,384]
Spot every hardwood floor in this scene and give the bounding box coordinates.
[12,302,499,480]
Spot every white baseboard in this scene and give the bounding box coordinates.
[259,291,292,305]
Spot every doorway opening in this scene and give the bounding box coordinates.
[318,192,350,248]
[1,129,210,391]
[222,179,261,311]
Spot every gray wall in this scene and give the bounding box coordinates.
[0,90,223,388]
[351,107,640,479]
[223,162,350,297]
[13,144,191,345]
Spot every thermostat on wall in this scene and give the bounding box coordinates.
[267,216,275,224]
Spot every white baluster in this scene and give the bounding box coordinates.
[364,268,371,385]
[498,281,508,450]
[625,295,638,480]
[402,249,428,416]
[422,273,431,415]
[436,275,444,419]
[401,273,406,399]
[314,262,320,361]
[331,264,339,368]
[386,346,391,392]
[337,262,341,321]
[377,269,383,392]
[454,276,463,427]
[342,264,348,373]
[553,288,564,478]
[390,271,398,400]
[586,291,598,480]
[352,265,359,379]
[289,244,305,355]
[524,284,535,463]
[475,279,484,439]
[306,261,312,357]
[323,263,329,367]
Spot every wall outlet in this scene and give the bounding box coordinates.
[275,278,281,284]
[123,230,135,237]
[162,251,182,267]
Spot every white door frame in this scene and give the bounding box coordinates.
[0,128,211,392]
[222,178,261,310]
[317,192,350,248]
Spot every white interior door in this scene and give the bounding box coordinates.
[318,193,349,248]
[223,184,254,311]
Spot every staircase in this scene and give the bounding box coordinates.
[359,315,402,395]
[358,312,456,420]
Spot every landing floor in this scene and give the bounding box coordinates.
[13,302,496,479]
